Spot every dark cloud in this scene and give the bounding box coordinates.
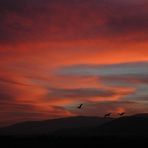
[47,87,132,100]
[102,75,148,85]
[48,88,116,98]
[0,74,34,102]
[0,77,31,86]
[0,84,16,101]
[127,96,148,102]
[0,0,148,43]
[0,102,36,112]
[108,14,148,34]
[58,62,148,76]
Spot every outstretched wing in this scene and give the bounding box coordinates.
[78,104,83,109]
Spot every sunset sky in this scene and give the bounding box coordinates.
[0,0,148,127]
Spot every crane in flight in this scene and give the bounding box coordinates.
[118,112,125,116]
[104,113,112,118]
[77,104,83,109]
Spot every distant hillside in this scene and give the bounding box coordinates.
[1,114,148,136]
[53,114,148,136]
[131,113,148,118]
[0,116,112,135]
[94,115,148,135]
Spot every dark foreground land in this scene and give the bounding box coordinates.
[0,135,148,147]
[0,114,148,147]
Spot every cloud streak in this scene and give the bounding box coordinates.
[0,0,148,44]
[58,62,148,76]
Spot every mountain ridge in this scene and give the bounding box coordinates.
[1,114,148,136]
[0,116,112,135]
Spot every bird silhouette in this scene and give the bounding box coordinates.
[78,104,83,109]
[118,112,125,116]
[104,113,112,118]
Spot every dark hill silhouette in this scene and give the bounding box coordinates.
[1,114,148,137]
[1,114,148,146]
[52,114,148,136]
[131,113,148,118]
[94,115,148,135]
[0,116,112,135]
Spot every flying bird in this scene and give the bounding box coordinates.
[78,104,83,109]
[104,113,112,118]
[118,112,125,116]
